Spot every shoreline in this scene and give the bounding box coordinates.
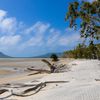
[0,58,73,85]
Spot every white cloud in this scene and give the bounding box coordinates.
[0,10,7,21]
[0,10,23,54]
[0,10,23,35]
[46,28,60,45]
[0,9,81,56]
[24,21,50,35]
[0,35,21,46]
[20,21,50,48]
[0,17,17,35]
[46,28,80,47]
[22,28,80,50]
[59,33,80,46]
[25,36,43,47]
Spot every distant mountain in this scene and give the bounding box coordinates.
[0,52,12,58]
[34,53,63,58]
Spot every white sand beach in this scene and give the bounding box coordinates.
[0,58,100,100]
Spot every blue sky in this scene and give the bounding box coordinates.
[0,0,93,57]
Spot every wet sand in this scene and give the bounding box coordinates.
[0,58,72,84]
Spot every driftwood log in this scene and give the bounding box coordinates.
[41,59,56,73]
[0,81,69,99]
[27,68,51,73]
[27,59,66,74]
[0,89,8,95]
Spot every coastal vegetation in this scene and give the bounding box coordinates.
[50,53,59,61]
[64,0,100,59]
[63,43,100,59]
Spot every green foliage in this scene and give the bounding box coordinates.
[65,0,100,44]
[50,53,59,61]
[63,43,100,59]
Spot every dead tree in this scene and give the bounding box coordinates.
[27,59,66,74]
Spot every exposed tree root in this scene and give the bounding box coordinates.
[0,89,8,95]
[0,81,69,99]
[12,82,46,97]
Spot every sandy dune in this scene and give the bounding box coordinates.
[0,59,100,100]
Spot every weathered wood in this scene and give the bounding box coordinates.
[45,81,69,84]
[0,81,69,99]
[0,89,8,95]
[28,71,42,76]
[42,59,56,73]
[27,68,50,73]
[12,81,68,97]
[27,59,66,73]
[95,79,100,81]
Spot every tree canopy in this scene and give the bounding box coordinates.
[50,53,59,61]
[65,0,100,45]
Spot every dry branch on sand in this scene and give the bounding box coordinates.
[0,59,69,99]
[0,81,69,99]
[95,79,100,81]
[0,89,8,95]
[27,59,67,75]
[41,59,56,73]
[41,59,69,72]
[27,68,51,73]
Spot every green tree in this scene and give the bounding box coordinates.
[50,53,59,61]
[65,0,100,45]
[63,43,100,59]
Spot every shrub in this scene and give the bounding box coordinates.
[50,54,59,61]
